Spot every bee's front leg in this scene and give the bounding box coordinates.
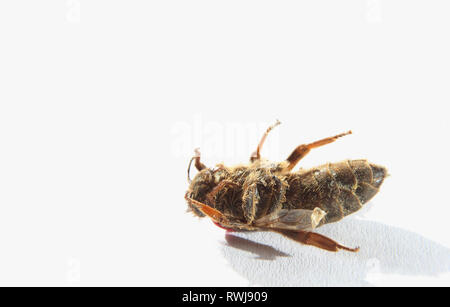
[205,180,239,205]
[185,192,229,225]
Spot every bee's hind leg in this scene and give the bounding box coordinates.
[275,229,359,252]
[280,131,352,172]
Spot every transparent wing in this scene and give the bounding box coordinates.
[254,207,327,230]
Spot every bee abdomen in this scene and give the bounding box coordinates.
[344,159,387,203]
[285,160,387,225]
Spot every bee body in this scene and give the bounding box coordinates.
[185,124,388,252]
[188,159,387,228]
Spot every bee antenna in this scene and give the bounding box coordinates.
[187,156,195,183]
[188,148,207,183]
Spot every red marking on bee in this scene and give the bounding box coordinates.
[213,221,234,232]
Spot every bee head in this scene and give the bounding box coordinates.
[186,168,215,217]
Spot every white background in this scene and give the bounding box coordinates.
[0,1,449,286]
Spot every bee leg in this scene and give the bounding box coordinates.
[193,148,206,171]
[241,183,260,224]
[282,131,352,172]
[187,148,207,182]
[184,193,229,224]
[276,229,359,252]
[250,120,281,162]
[206,180,239,205]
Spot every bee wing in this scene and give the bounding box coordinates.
[254,207,327,230]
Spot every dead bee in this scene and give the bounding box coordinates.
[185,121,388,252]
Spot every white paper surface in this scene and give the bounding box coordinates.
[1,1,450,286]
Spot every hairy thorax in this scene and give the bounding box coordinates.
[188,163,289,226]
